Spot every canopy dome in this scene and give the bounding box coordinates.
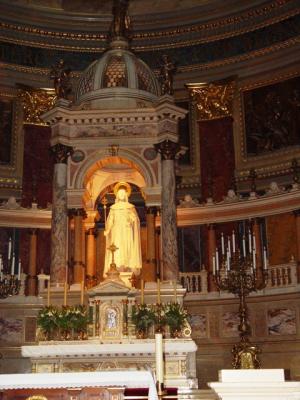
[75,40,161,109]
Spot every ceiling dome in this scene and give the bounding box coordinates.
[75,40,161,109]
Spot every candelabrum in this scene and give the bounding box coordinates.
[213,233,268,369]
[0,274,21,299]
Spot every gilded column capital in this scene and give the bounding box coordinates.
[154,139,180,161]
[186,78,236,121]
[50,143,73,164]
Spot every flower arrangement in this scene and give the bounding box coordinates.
[37,305,88,340]
[131,304,156,337]
[164,302,188,337]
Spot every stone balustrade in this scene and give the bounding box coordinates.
[179,270,208,294]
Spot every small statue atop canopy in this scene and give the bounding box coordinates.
[159,54,177,95]
[50,59,72,100]
[111,0,131,39]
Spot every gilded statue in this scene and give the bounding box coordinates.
[104,182,142,276]
[159,55,177,95]
[111,0,131,38]
[50,59,72,100]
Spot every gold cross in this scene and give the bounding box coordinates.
[108,243,118,264]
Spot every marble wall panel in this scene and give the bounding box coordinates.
[0,317,23,343]
[221,311,239,338]
[267,308,297,336]
[189,314,207,338]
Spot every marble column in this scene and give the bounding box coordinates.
[27,229,38,296]
[155,139,180,281]
[145,207,157,282]
[294,210,300,282]
[50,143,73,285]
[71,208,86,284]
[207,224,217,291]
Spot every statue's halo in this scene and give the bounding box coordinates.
[113,181,132,198]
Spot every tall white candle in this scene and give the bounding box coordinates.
[212,256,216,275]
[242,237,246,257]
[8,237,12,260]
[11,253,15,275]
[232,231,236,253]
[221,233,225,255]
[155,333,164,384]
[228,237,231,258]
[227,250,230,270]
[252,234,256,252]
[263,247,267,269]
[248,229,252,253]
[216,249,219,270]
[252,250,256,270]
[18,260,21,280]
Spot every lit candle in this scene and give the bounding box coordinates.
[221,233,225,255]
[173,280,177,303]
[248,229,252,253]
[18,259,21,280]
[80,280,84,305]
[11,253,15,275]
[63,282,67,306]
[157,279,161,304]
[8,237,12,260]
[263,247,267,269]
[47,280,51,307]
[242,236,246,257]
[212,256,216,275]
[141,279,144,304]
[155,333,164,384]
[232,231,236,253]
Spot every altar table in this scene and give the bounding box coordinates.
[0,370,158,400]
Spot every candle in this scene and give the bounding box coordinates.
[11,253,15,275]
[253,249,256,270]
[173,280,177,303]
[141,279,144,304]
[80,280,84,305]
[253,234,256,251]
[248,229,252,253]
[221,233,225,255]
[157,279,161,304]
[47,280,51,307]
[232,231,236,253]
[8,237,12,260]
[63,282,67,306]
[18,259,21,280]
[227,250,230,270]
[228,237,231,258]
[0,255,3,280]
[212,256,216,275]
[263,247,267,269]
[155,333,164,384]
[242,236,246,257]
[216,249,219,270]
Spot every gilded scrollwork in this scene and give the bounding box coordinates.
[20,88,56,126]
[187,80,236,121]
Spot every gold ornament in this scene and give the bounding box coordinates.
[113,181,132,198]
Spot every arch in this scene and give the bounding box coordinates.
[73,148,157,191]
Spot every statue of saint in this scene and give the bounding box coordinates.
[50,59,72,100]
[111,0,130,39]
[104,182,142,276]
[159,54,177,95]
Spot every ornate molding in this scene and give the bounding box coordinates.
[20,87,56,126]
[186,79,236,121]
[50,143,73,164]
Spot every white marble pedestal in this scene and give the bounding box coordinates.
[208,369,300,400]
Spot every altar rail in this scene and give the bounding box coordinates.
[180,261,298,295]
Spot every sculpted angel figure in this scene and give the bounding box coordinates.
[104,182,142,276]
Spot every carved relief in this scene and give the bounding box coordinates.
[20,87,56,125]
[187,80,236,121]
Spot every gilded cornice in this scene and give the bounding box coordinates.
[0,0,299,52]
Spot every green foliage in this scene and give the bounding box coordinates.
[131,304,156,331]
[164,302,188,331]
[37,305,88,339]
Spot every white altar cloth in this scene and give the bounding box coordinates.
[0,371,158,400]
